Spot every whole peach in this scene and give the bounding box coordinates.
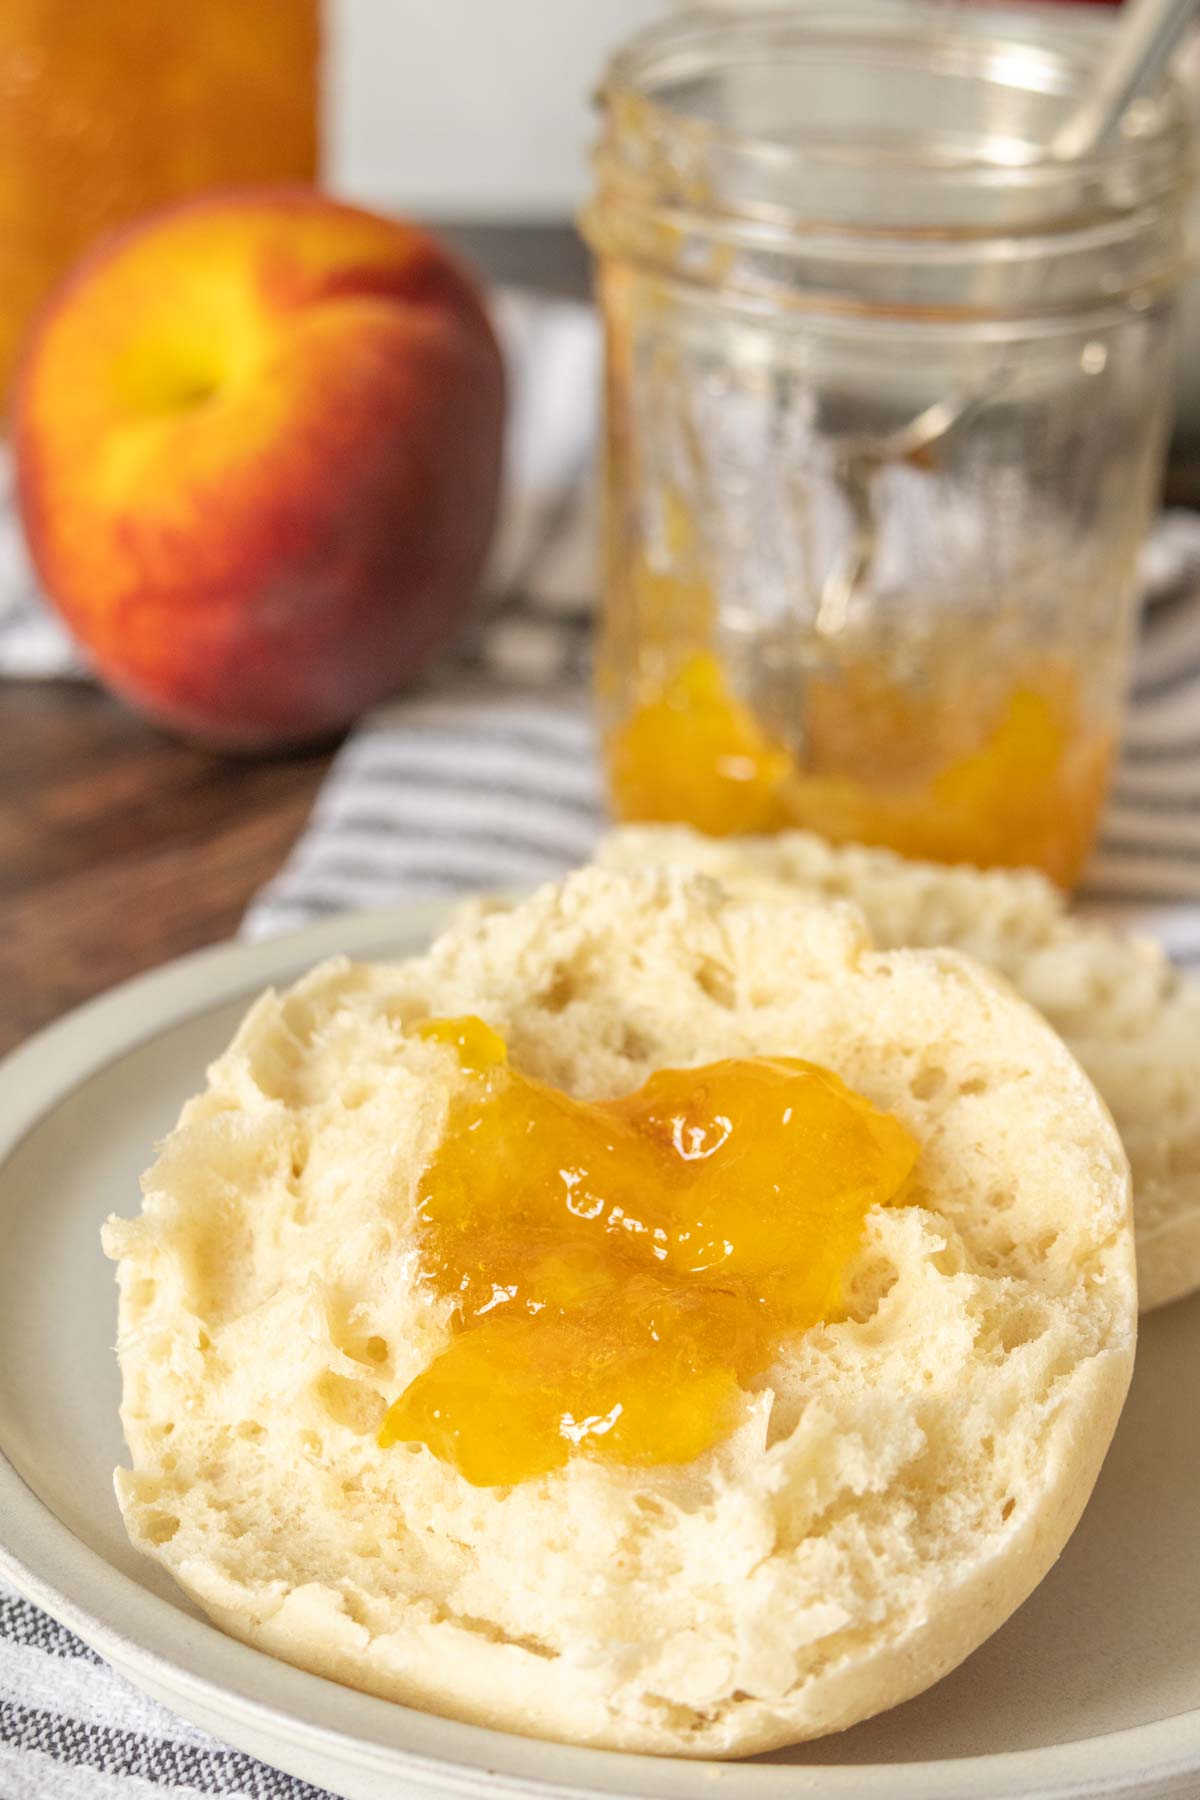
[14,189,505,749]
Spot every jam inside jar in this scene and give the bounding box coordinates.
[584,9,1192,886]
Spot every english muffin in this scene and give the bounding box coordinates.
[104,869,1135,1756]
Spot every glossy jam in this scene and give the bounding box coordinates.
[379,1016,918,1487]
[605,650,1113,887]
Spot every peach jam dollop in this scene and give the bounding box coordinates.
[379,1015,918,1486]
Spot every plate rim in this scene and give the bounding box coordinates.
[0,904,1197,1800]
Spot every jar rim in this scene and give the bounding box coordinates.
[587,1,1194,323]
[599,2,1192,196]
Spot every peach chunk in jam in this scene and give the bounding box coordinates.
[379,1015,918,1486]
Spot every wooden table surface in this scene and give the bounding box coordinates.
[0,224,591,1056]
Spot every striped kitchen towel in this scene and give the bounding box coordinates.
[0,1584,330,1800]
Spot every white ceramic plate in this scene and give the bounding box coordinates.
[1,903,1199,1800]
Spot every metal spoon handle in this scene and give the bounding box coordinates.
[1051,0,1200,160]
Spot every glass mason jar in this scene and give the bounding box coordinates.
[0,1,321,414]
[583,4,1194,886]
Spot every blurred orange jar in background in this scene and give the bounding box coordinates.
[0,0,319,411]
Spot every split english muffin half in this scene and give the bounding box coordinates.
[104,869,1135,1756]
[598,825,1200,1313]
